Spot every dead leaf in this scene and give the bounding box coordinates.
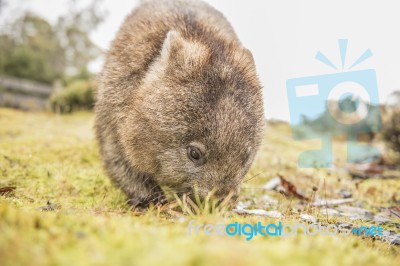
[0,186,16,195]
[347,161,400,179]
[389,206,400,218]
[347,162,384,179]
[365,187,377,196]
[278,175,309,200]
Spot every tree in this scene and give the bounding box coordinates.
[0,0,5,14]
[0,13,64,83]
[383,109,400,152]
[56,0,107,75]
[0,0,106,83]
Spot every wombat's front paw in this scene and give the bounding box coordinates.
[127,191,167,211]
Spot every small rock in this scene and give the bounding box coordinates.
[337,205,373,218]
[338,223,353,229]
[235,201,252,210]
[312,198,355,207]
[377,207,400,219]
[338,208,374,221]
[258,195,278,206]
[300,214,317,223]
[263,177,281,190]
[380,231,400,245]
[337,205,369,214]
[389,234,400,245]
[339,189,352,199]
[75,231,86,239]
[344,213,373,221]
[37,200,61,211]
[373,215,392,224]
[320,208,340,216]
[264,210,283,218]
[233,208,282,218]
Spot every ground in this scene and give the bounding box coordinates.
[0,108,399,266]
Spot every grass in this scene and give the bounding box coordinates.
[0,108,399,266]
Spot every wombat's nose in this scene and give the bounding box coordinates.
[212,190,239,204]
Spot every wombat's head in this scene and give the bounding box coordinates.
[120,31,264,204]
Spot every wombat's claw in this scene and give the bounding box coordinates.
[154,198,168,207]
[127,193,167,212]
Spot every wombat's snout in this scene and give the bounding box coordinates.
[216,193,239,206]
[191,187,240,206]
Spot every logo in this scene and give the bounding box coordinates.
[286,39,382,168]
[187,220,384,241]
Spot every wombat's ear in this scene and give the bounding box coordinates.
[245,48,256,65]
[159,31,182,64]
[159,30,209,68]
[240,48,256,67]
[232,47,258,77]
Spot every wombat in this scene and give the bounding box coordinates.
[95,0,264,209]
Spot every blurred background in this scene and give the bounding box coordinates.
[1,0,399,119]
[0,0,400,154]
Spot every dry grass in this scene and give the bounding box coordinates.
[0,108,399,266]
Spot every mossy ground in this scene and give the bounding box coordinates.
[0,108,399,266]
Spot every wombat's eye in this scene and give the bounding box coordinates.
[187,145,203,165]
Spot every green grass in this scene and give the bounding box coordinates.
[0,108,399,266]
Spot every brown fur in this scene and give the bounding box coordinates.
[95,0,264,208]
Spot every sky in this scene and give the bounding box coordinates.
[2,0,400,120]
